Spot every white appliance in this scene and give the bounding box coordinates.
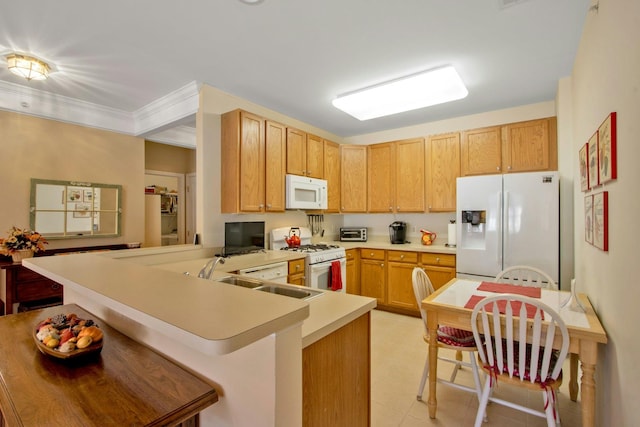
[285,174,328,210]
[238,262,288,284]
[270,226,346,292]
[456,171,559,284]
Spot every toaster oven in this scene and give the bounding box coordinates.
[340,227,368,242]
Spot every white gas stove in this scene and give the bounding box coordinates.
[270,227,346,292]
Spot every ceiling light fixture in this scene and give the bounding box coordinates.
[6,53,51,81]
[332,65,468,121]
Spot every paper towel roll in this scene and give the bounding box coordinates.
[447,223,457,246]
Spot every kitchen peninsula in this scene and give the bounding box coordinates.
[23,246,376,427]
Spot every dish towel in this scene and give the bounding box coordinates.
[330,260,343,291]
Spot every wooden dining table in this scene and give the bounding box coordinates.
[422,278,607,427]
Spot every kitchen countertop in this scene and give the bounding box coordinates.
[336,240,456,255]
[153,251,376,348]
[24,247,375,352]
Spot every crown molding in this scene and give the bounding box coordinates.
[0,79,202,140]
[145,125,196,149]
[0,80,134,133]
[134,80,201,136]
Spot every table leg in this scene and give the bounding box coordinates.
[569,353,579,401]
[579,340,598,427]
[426,312,439,419]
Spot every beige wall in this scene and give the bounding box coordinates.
[0,110,145,250]
[145,140,195,174]
[570,2,640,425]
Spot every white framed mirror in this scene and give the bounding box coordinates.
[30,178,122,239]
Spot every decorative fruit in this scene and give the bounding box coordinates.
[78,326,103,342]
[76,336,93,349]
[35,313,101,352]
[60,328,74,345]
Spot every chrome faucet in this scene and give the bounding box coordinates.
[198,257,226,279]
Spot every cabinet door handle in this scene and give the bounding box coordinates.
[52,283,61,290]
[266,203,272,208]
[296,265,300,271]
[380,263,384,268]
[436,257,441,263]
[400,254,404,259]
[370,252,375,257]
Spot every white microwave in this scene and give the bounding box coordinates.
[285,174,328,210]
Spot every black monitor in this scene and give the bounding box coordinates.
[223,221,265,256]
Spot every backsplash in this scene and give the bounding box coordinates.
[342,212,456,245]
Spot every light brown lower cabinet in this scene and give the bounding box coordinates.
[354,248,456,317]
[345,249,360,295]
[288,258,306,286]
[359,249,386,304]
[303,312,370,427]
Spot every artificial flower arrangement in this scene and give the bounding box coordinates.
[0,226,48,255]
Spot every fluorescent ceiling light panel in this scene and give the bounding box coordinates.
[332,65,468,121]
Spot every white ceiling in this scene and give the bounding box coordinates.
[0,0,590,146]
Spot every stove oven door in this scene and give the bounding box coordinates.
[307,258,347,292]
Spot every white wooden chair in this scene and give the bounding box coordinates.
[412,268,482,402]
[495,265,558,290]
[470,294,570,427]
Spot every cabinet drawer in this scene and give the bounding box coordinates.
[15,267,47,282]
[288,258,305,275]
[387,250,418,263]
[421,253,456,267]
[360,249,385,260]
[345,249,358,260]
[16,280,63,302]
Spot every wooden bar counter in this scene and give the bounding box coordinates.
[0,304,218,427]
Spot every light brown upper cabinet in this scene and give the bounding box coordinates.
[367,142,395,213]
[340,145,367,212]
[427,133,460,212]
[501,117,557,173]
[323,140,341,213]
[461,126,502,175]
[367,139,425,213]
[395,138,425,212]
[286,128,324,179]
[461,117,557,176]
[221,110,266,213]
[221,110,285,213]
[264,120,287,212]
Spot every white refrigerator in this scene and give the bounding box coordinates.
[455,171,559,284]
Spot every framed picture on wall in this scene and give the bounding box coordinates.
[598,112,617,184]
[593,191,608,251]
[73,203,91,218]
[584,195,593,245]
[588,132,599,188]
[579,143,589,191]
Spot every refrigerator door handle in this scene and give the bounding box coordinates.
[498,190,503,266]
[503,190,509,263]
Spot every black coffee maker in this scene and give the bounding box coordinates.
[389,221,407,244]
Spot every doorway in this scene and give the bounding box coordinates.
[145,170,186,246]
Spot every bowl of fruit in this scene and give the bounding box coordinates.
[33,313,104,360]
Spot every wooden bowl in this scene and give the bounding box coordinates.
[33,322,103,361]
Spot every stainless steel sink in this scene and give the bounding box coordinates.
[215,276,323,300]
[216,276,263,289]
[255,285,323,300]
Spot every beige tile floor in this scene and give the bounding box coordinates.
[370,309,582,426]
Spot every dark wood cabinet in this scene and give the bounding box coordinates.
[1,244,130,315]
